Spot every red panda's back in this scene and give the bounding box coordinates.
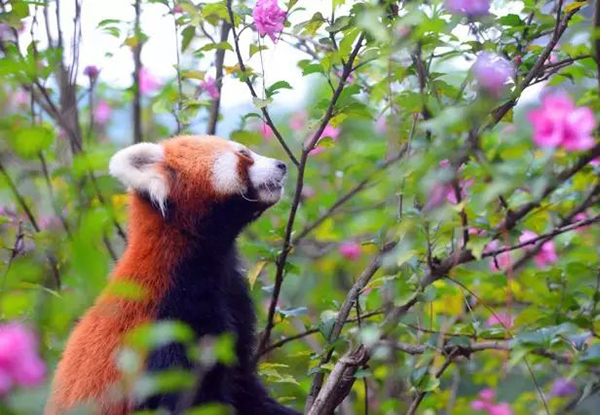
[46,298,152,414]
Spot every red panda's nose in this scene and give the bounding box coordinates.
[275,161,287,174]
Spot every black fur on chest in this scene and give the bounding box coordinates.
[135,195,299,415]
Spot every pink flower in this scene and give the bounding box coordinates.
[339,242,361,260]
[375,116,387,135]
[426,160,473,208]
[484,240,512,272]
[489,403,513,415]
[94,100,111,125]
[10,90,28,109]
[200,77,219,100]
[39,216,62,231]
[479,388,495,401]
[0,323,45,393]
[258,122,274,140]
[83,65,99,79]
[528,94,596,151]
[139,67,160,95]
[253,0,286,43]
[290,110,307,131]
[519,231,558,268]
[486,312,514,328]
[446,179,474,204]
[173,4,183,13]
[310,125,340,155]
[472,53,514,96]
[470,389,513,415]
[445,0,490,16]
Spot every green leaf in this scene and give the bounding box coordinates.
[302,64,324,76]
[13,126,55,159]
[250,44,268,57]
[266,80,293,97]
[181,26,195,52]
[252,96,273,109]
[318,310,338,341]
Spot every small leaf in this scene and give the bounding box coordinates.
[318,310,338,341]
[250,44,268,57]
[181,26,195,52]
[266,80,293,97]
[252,96,273,109]
[247,261,266,289]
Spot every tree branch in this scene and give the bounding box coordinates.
[226,0,299,167]
[255,31,366,360]
[206,20,231,135]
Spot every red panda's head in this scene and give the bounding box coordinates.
[109,135,287,235]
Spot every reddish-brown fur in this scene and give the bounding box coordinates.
[46,136,238,414]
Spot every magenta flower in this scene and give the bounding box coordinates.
[550,378,577,397]
[139,67,160,95]
[258,122,274,140]
[39,216,62,231]
[519,231,558,268]
[446,0,490,17]
[290,110,307,131]
[471,389,513,415]
[0,323,45,394]
[489,403,513,415]
[200,77,219,100]
[472,53,514,96]
[486,312,514,328]
[310,125,341,155]
[339,242,361,260]
[94,100,112,125]
[173,4,183,13]
[528,94,596,151]
[426,160,473,208]
[83,65,100,79]
[253,0,286,43]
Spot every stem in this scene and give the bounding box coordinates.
[133,0,143,143]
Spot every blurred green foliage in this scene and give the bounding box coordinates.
[1,0,600,414]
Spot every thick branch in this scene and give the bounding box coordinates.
[206,21,231,135]
[132,0,143,143]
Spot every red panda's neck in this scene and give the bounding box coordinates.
[108,194,189,303]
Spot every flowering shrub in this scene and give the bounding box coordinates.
[0,0,599,413]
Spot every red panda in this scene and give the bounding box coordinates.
[46,135,299,415]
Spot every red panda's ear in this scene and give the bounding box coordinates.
[109,142,168,215]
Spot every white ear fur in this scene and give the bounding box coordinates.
[109,142,169,215]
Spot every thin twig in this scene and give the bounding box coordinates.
[226,0,299,167]
[255,31,366,360]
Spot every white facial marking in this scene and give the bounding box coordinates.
[215,140,286,205]
[212,152,246,194]
[247,150,286,205]
[109,143,169,215]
